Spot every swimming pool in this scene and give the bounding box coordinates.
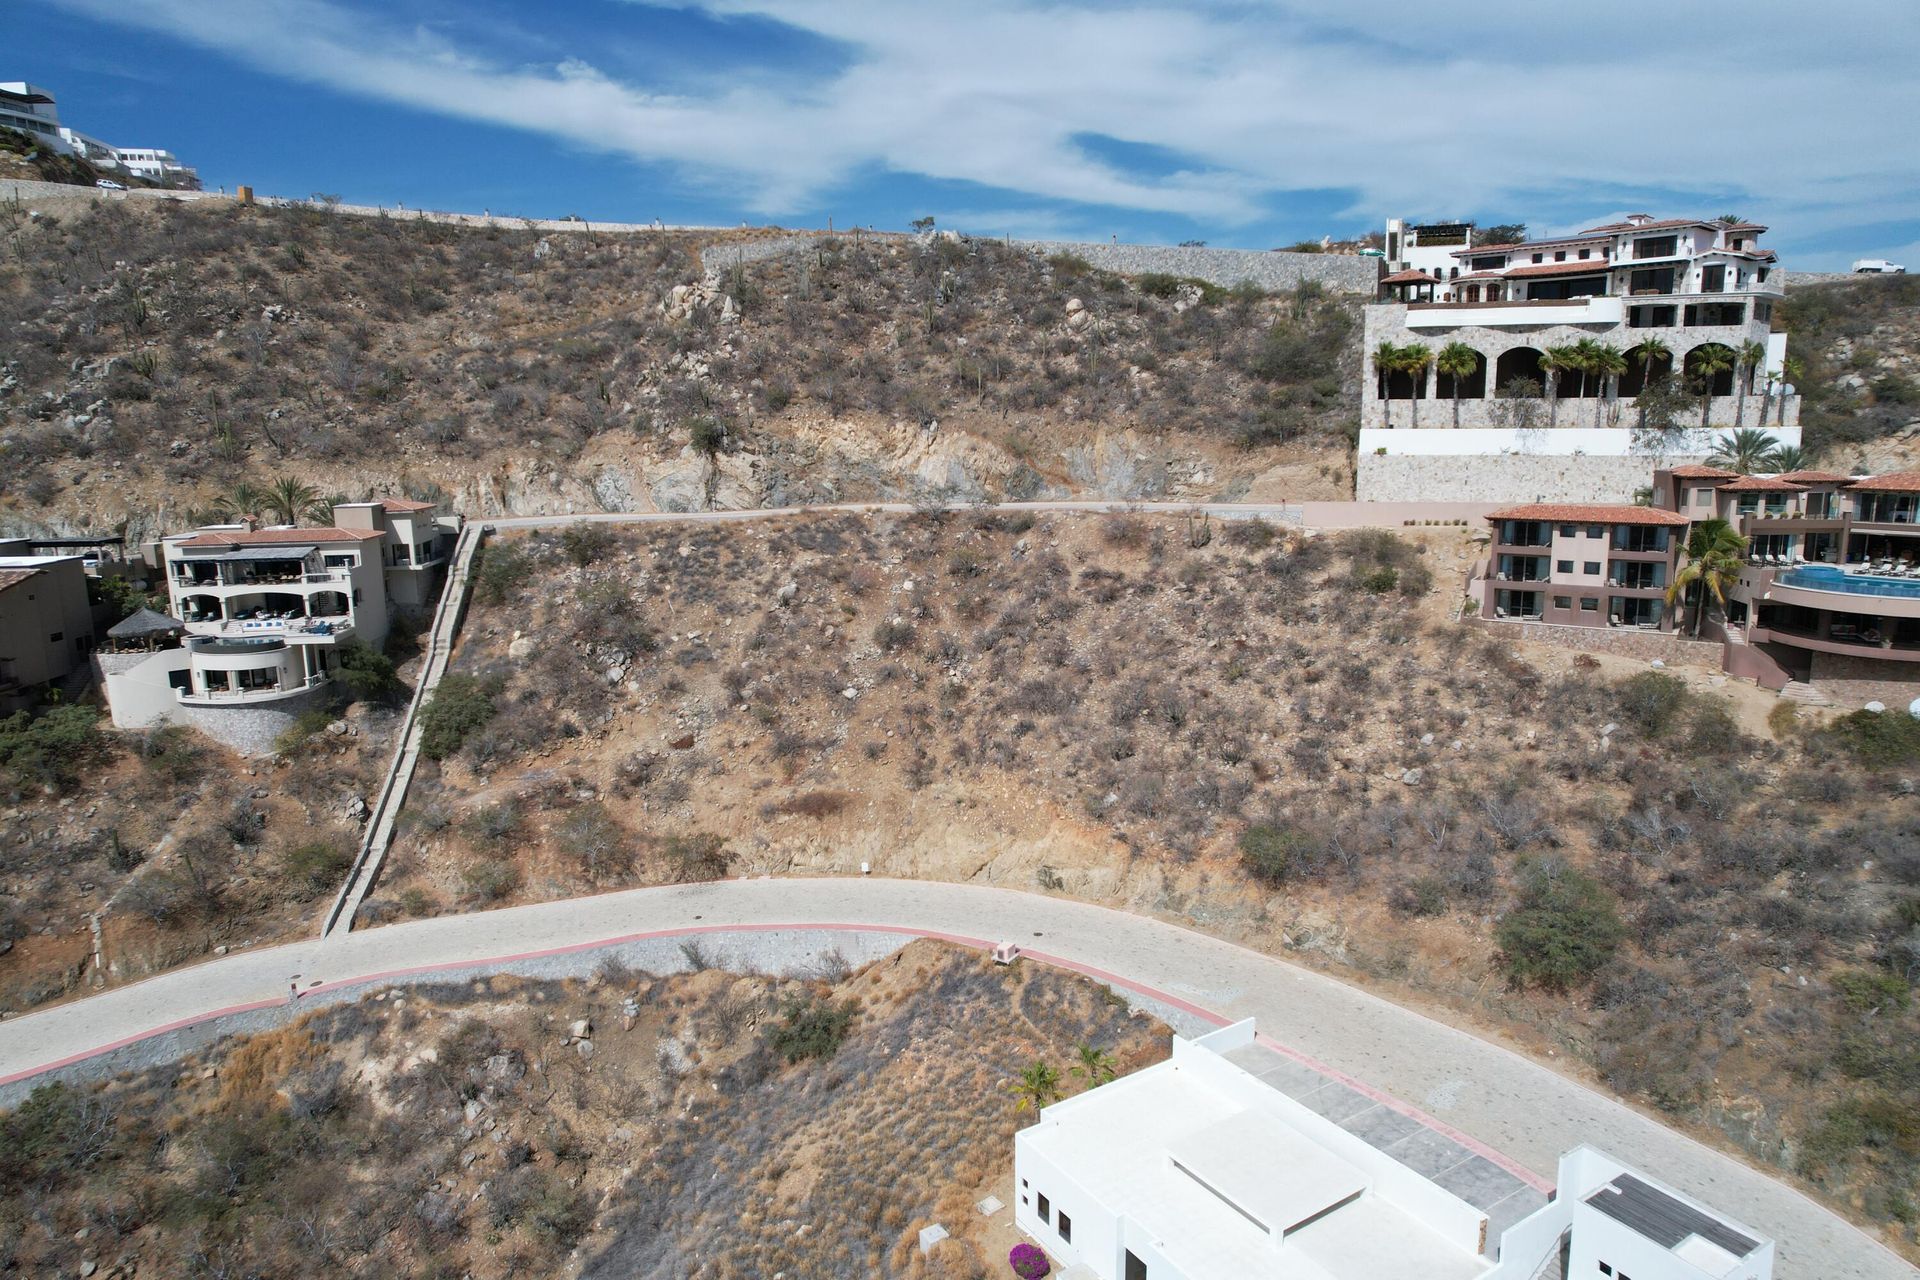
[1778,565,1920,599]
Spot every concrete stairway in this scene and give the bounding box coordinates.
[1781,680,1834,707]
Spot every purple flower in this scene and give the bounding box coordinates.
[1009,1242,1051,1279]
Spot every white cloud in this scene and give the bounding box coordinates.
[47,0,1920,260]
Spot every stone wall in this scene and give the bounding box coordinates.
[1808,652,1920,710]
[700,235,821,277]
[1467,617,1724,668]
[1356,453,1697,504]
[1013,240,1380,294]
[178,683,333,756]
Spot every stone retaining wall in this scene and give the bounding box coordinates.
[1014,240,1380,294]
[178,683,333,755]
[1467,616,1724,667]
[1808,652,1920,710]
[1356,453,1695,504]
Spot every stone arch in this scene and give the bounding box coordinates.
[1617,346,1675,398]
[1683,342,1737,397]
[1435,348,1487,401]
[180,593,221,623]
[1494,347,1544,397]
[308,590,350,619]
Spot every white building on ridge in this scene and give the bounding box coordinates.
[1358,214,1803,505]
[0,82,68,152]
[1013,1020,1774,1280]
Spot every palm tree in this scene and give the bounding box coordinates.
[1689,344,1735,430]
[262,475,320,526]
[305,492,348,524]
[1007,1060,1063,1113]
[223,480,264,520]
[1767,444,1813,473]
[1569,337,1607,400]
[1666,518,1749,637]
[1436,342,1478,429]
[1734,340,1767,429]
[1708,428,1783,473]
[1400,342,1433,429]
[1628,336,1671,432]
[1069,1044,1117,1089]
[1373,341,1404,429]
[1541,345,1578,429]
[1592,343,1627,428]
[1777,355,1804,427]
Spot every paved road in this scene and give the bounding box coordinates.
[0,879,1907,1279]
[485,498,1500,531]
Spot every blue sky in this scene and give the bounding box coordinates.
[16,0,1920,269]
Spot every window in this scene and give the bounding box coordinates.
[1058,1212,1072,1243]
[1694,487,1713,505]
[1581,598,1599,612]
[1556,560,1573,574]
[1635,235,1678,259]
[1558,524,1577,536]
[1532,253,1543,263]
[1552,596,1571,610]
[1578,248,1590,259]
[1036,1193,1050,1225]
[48,631,62,643]
[1583,562,1601,575]
[1701,263,1726,293]
[1020,1179,1028,1189]
[1600,1266,1613,1278]
[1555,250,1567,261]
[1587,524,1604,538]
[1126,1252,1149,1280]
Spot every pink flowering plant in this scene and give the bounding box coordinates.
[1009,1242,1051,1279]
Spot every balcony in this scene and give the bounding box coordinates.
[177,672,330,706]
[1404,296,1623,330]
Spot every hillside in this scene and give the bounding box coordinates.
[0,939,1166,1279]
[1784,275,1920,466]
[0,198,1359,543]
[389,510,1920,1253]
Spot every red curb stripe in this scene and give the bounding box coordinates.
[0,923,1552,1194]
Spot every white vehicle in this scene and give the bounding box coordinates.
[94,178,126,190]
[1852,258,1907,274]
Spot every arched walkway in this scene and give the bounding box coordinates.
[1494,347,1544,397]
[1683,343,1737,397]
[1436,349,1487,401]
[1617,349,1675,398]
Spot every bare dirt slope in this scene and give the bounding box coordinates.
[0,939,1165,1280]
[387,509,1920,1256]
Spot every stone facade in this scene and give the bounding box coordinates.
[1015,240,1381,294]
[177,683,333,756]
[1807,652,1920,709]
[1468,617,1724,667]
[1357,453,1697,504]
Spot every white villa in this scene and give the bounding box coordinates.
[1013,1020,1773,1280]
[99,498,458,753]
[1358,214,1802,504]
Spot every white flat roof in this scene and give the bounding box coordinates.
[1021,1058,1488,1280]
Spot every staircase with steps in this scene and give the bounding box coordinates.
[1781,680,1833,707]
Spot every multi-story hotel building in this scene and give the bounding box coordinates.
[1359,215,1802,505]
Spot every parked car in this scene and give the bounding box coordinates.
[1852,258,1907,274]
[94,179,127,191]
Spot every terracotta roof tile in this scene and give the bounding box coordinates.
[1666,464,1740,479]
[176,526,386,548]
[1716,476,1806,492]
[1501,260,1614,278]
[1771,470,1850,484]
[1381,269,1439,284]
[1451,234,1609,258]
[1487,504,1689,527]
[1581,217,1713,235]
[1849,469,1920,493]
[0,567,43,591]
[379,497,436,512]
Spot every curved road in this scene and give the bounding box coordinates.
[0,878,1908,1279]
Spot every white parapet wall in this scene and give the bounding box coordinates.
[1356,423,1806,504]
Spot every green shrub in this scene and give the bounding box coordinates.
[663,832,729,881]
[471,540,531,605]
[767,994,855,1063]
[1359,566,1398,594]
[462,860,520,902]
[275,707,337,753]
[1825,709,1920,767]
[283,841,352,900]
[1046,252,1092,279]
[1239,824,1306,883]
[419,673,502,759]
[558,521,615,566]
[335,640,401,703]
[1495,861,1627,989]
[1614,671,1690,737]
[0,706,105,792]
[1136,272,1181,298]
[1833,968,1912,1014]
[0,1082,116,1195]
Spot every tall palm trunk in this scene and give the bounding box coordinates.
[1547,372,1559,429]
[1452,382,1462,429]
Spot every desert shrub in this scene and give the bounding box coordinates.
[462,859,520,902]
[1239,823,1308,884]
[766,994,855,1062]
[557,801,632,882]
[0,706,104,792]
[472,540,531,605]
[137,723,206,783]
[1389,876,1449,918]
[1224,518,1277,550]
[1135,272,1181,298]
[283,840,352,899]
[1614,671,1689,737]
[1833,968,1911,1014]
[663,832,729,881]
[779,790,853,818]
[1358,566,1397,594]
[0,1082,116,1195]
[873,619,917,652]
[488,1165,593,1246]
[1824,708,1920,767]
[558,522,615,566]
[335,640,402,703]
[419,673,503,759]
[1495,860,1627,990]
